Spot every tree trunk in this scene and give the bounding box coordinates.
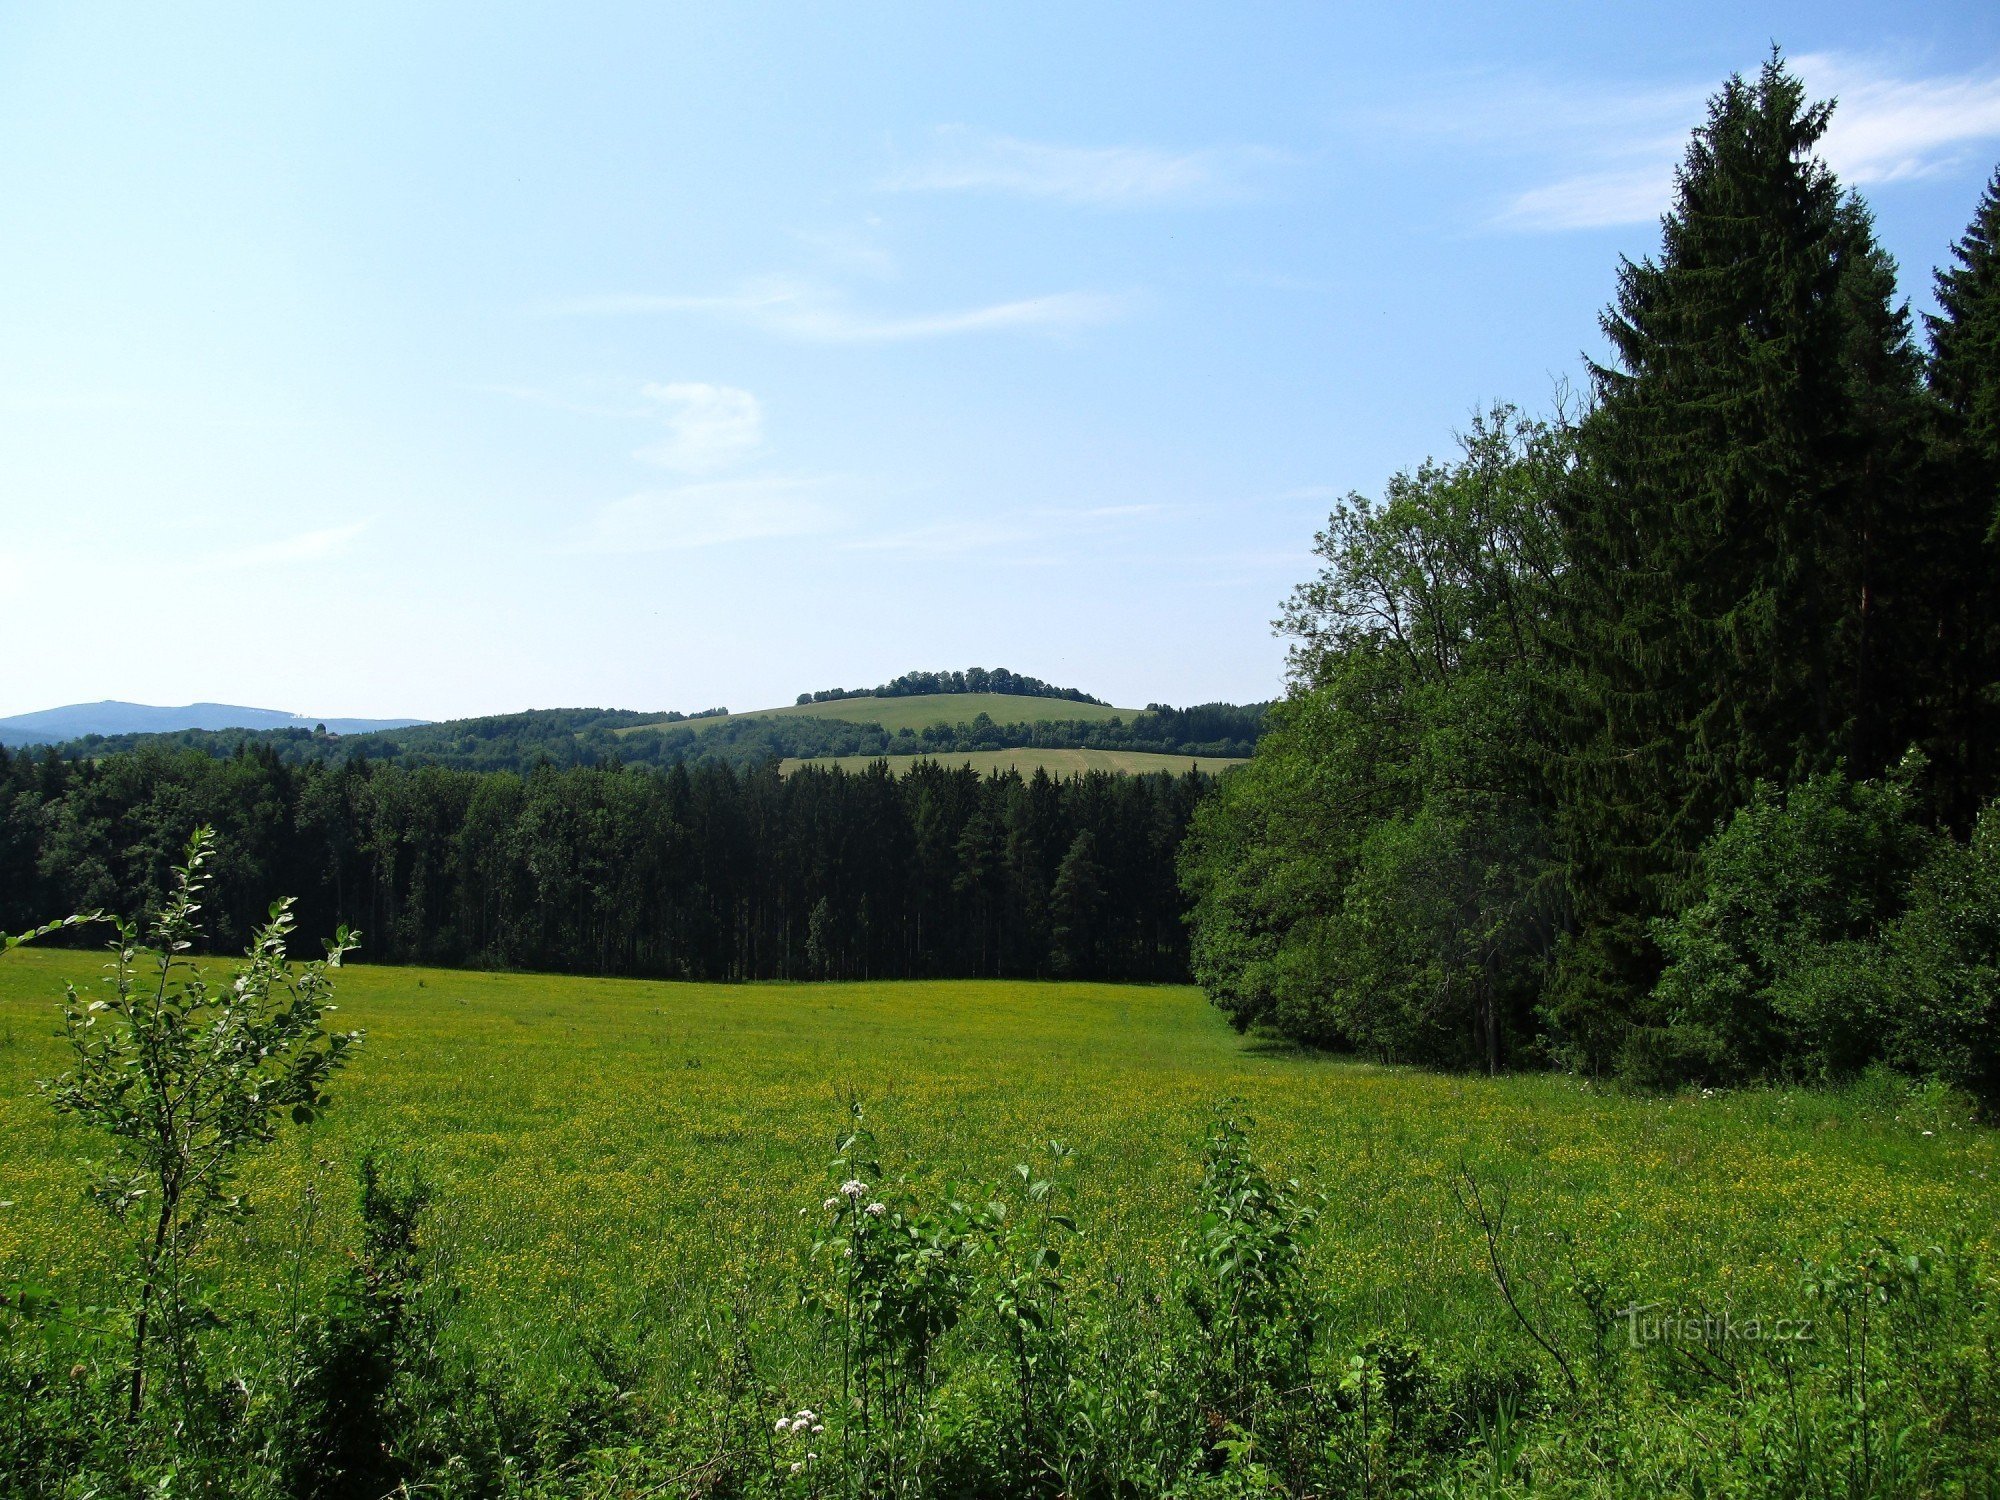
[129,1191,174,1420]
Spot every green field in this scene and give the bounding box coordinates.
[779,747,1246,777]
[3,948,1990,1365]
[617,691,1140,737]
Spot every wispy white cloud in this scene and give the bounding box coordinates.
[552,279,1126,342]
[524,379,842,552]
[844,503,1162,558]
[1496,166,1687,233]
[1368,70,1702,232]
[786,220,898,280]
[220,521,368,569]
[636,382,763,472]
[481,378,767,471]
[1451,54,2000,233]
[1804,53,2000,184]
[573,477,838,554]
[883,127,1283,207]
[841,517,1031,556]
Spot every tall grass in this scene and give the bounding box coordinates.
[3,954,1996,1493]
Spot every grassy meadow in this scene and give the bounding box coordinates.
[3,946,1991,1384]
[618,691,1140,737]
[777,748,1247,778]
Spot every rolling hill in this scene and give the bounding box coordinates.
[618,691,1138,738]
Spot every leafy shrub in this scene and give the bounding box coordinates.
[1874,799,2000,1098]
[278,1155,442,1500]
[1648,760,1931,1084]
[797,1104,981,1490]
[1651,763,2000,1097]
[1180,1111,1321,1461]
[46,828,361,1431]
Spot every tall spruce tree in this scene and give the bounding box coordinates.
[1924,167,2000,825]
[1931,168,2000,518]
[1830,196,1931,775]
[1548,55,1927,1063]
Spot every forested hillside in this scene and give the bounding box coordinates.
[1181,58,2000,1096]
[0,743,1205,982]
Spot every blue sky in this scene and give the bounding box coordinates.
[4,3,1999,719]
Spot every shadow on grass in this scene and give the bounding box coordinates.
[1238,1032,1350,1062]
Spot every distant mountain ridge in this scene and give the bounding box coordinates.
[0,700,429,747]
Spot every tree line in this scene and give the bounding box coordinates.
[796,665,1108,704]
[0,743,1208,983]
[37,698,1269,775]
[1181,57,2000,1096]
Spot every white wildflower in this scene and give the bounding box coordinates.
[823,1196,840,1211]
[865,1201,887,1217]
[839,1179,868,1199]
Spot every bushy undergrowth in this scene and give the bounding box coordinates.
[1647,761,2000,1099]
[4,1103,1996,1499]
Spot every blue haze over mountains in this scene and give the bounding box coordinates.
[0,701,429,748]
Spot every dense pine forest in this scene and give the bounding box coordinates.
[1180,59,2000,1098]
[0,744,1204,982]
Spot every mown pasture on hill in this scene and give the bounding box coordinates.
[618,691,1140,737]
[778,747,1247,777]
[3,948,1991,1385]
